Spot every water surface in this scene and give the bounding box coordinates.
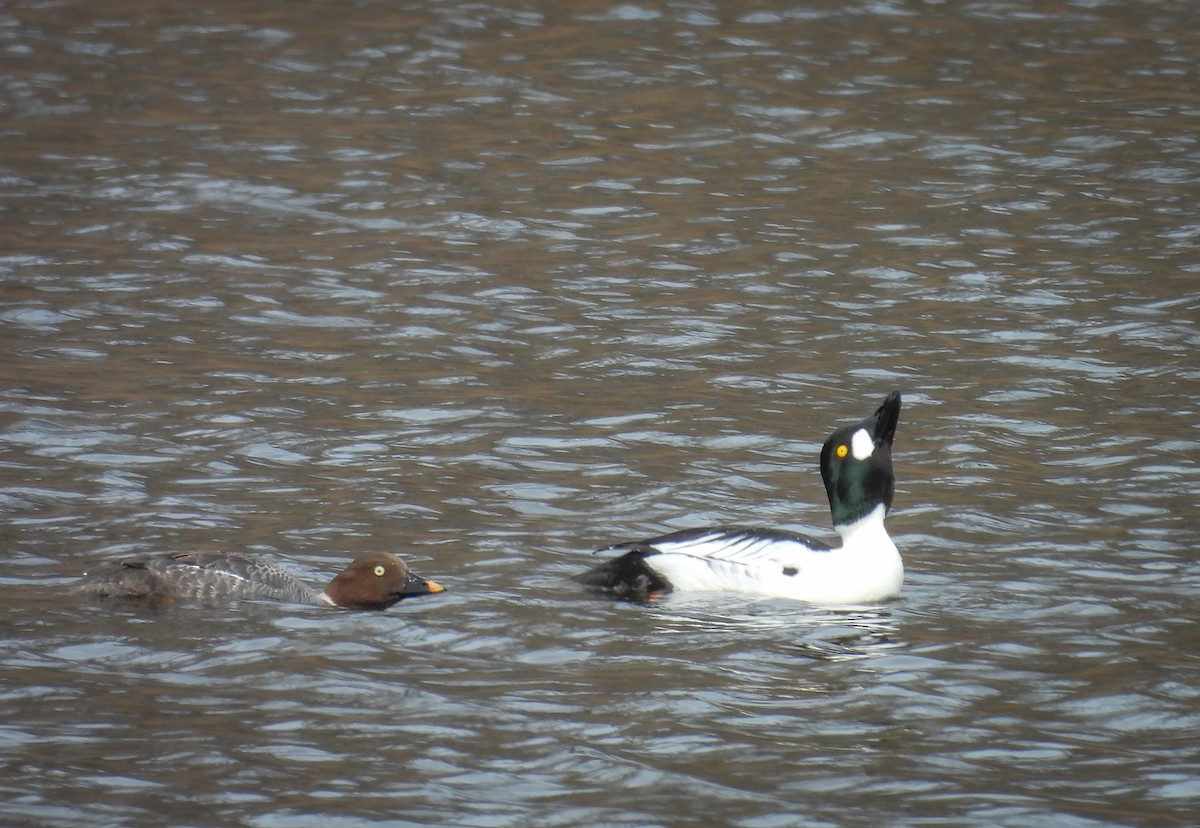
[2,1,1199,826]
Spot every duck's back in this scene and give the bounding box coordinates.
[78,551,321,605]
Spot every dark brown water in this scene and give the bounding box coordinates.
[3,1,1199,826]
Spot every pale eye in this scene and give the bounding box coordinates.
[373,565,386,577]
[836,444,849,459]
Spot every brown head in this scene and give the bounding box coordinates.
[320,552,446,610]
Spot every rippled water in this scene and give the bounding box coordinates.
[3,1,1199,826]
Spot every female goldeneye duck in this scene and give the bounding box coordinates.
[578,391,904,606]
[77,550,446,610]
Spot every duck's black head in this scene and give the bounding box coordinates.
[819,391,901,528]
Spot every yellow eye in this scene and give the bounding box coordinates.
[373,565,386,577]
[836,444,849,459]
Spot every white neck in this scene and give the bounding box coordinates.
[834,503,893,553]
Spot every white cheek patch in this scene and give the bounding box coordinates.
[850,428,875,460]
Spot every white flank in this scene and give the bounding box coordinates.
[642,506,902,605]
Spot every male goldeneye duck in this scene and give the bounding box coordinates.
[579,391,904,606]
[77,550,446,610]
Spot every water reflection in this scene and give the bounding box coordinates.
[599,591,907,655]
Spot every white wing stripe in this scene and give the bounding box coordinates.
[648,531,817,566]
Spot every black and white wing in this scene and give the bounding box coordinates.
[581,525,832,600]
